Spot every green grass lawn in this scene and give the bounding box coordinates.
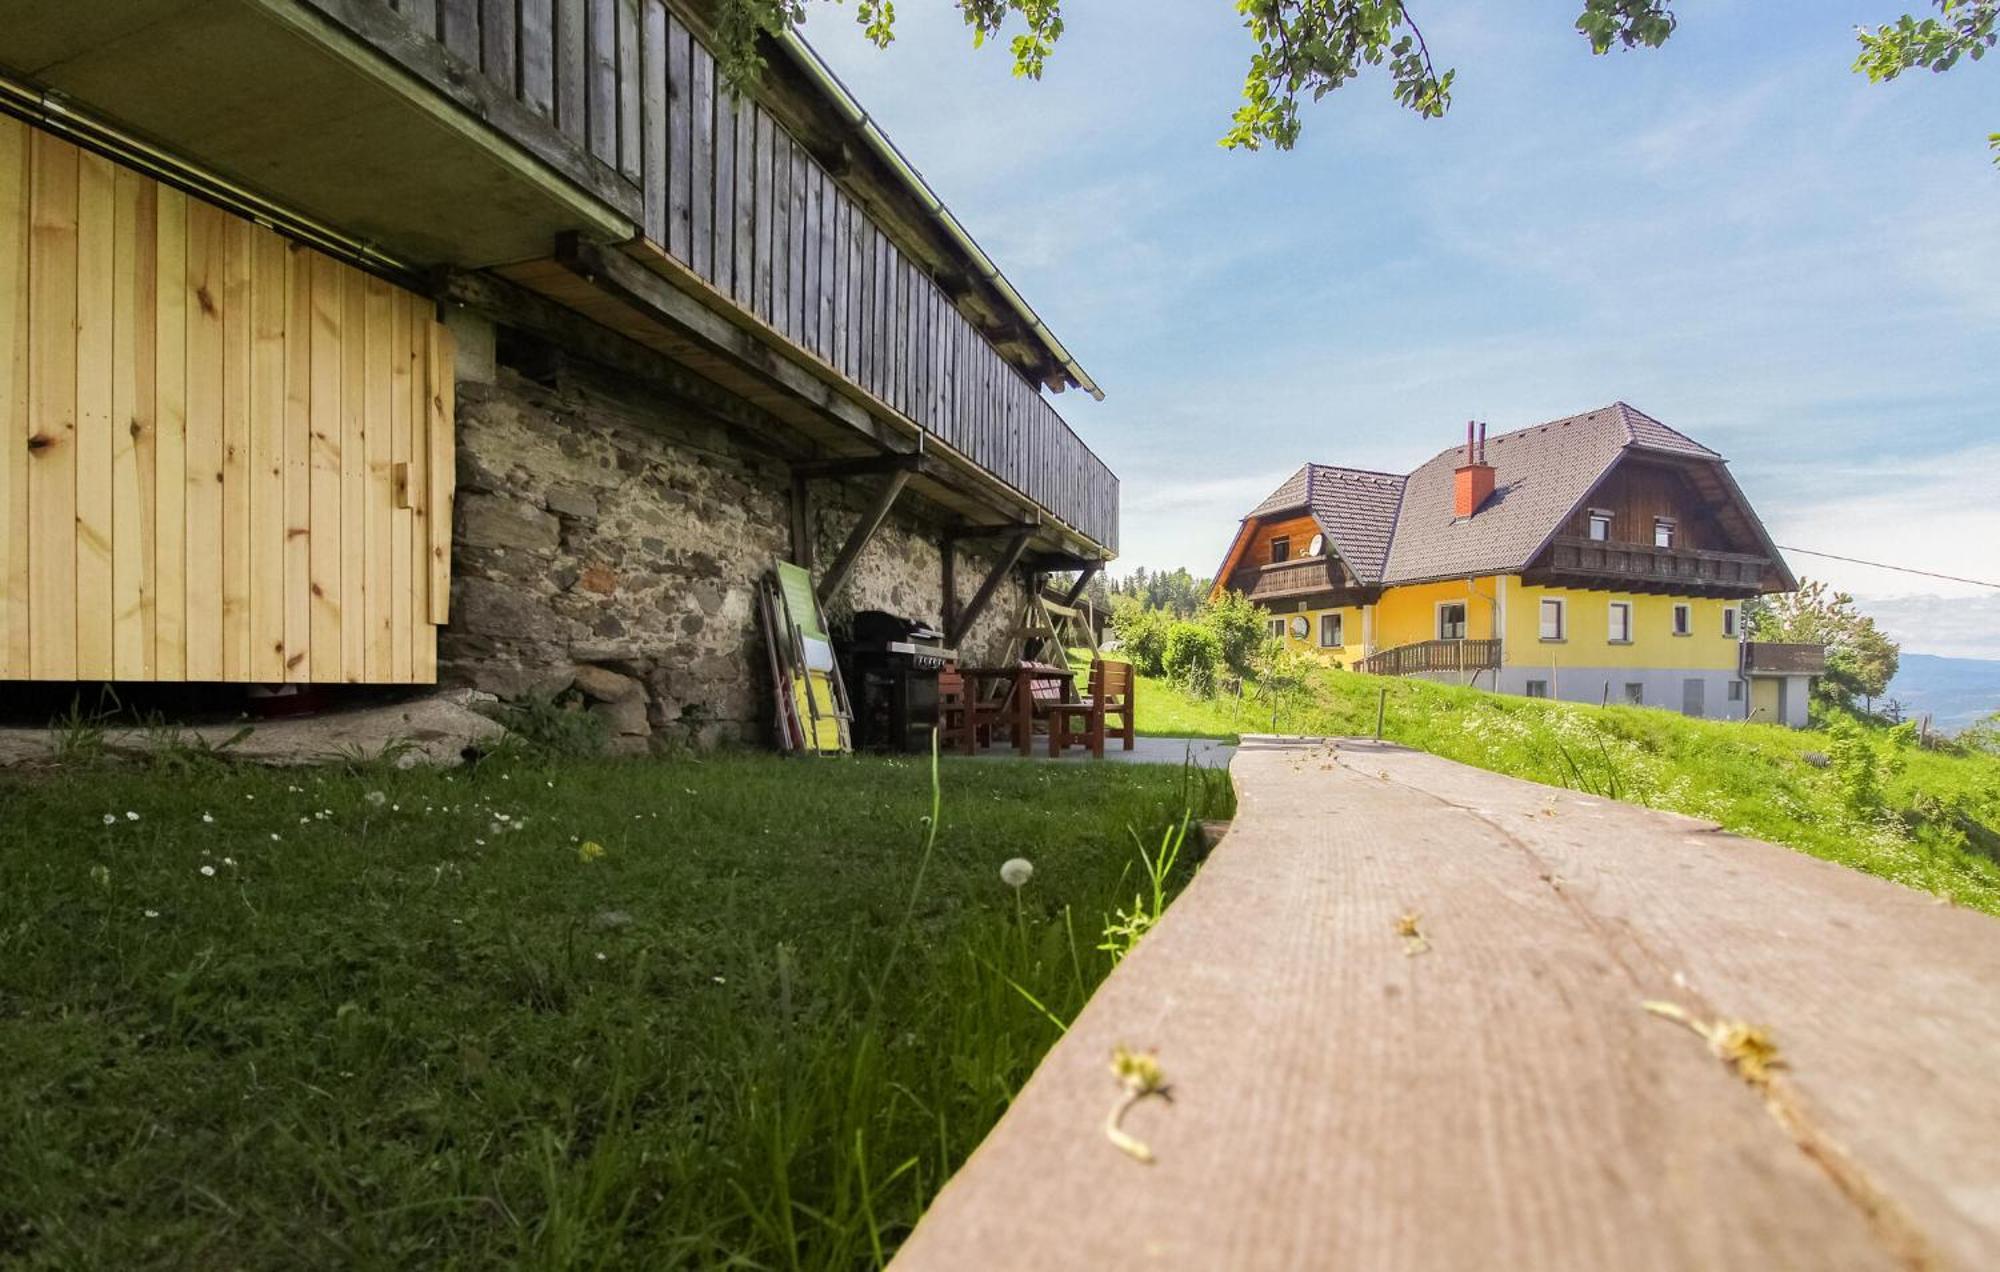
[1136,664,2000,915]
[0,746,1228,1268]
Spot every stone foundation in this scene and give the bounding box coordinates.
[440,338,1032,750]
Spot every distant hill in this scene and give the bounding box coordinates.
[1883,653,2000,733]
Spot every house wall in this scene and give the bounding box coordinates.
[1372,578,1503,649]
[1558,459,1728,549]
[1266,602,1368,668]
[1245,515,1321,567]
[1499,579,1739,672]
[440,342,1029,750]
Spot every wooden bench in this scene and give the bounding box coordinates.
[937,668,1002,755]
[1040,659,1135,759]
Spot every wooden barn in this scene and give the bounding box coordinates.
[0,0,1117,746]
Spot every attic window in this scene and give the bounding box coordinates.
[1654,517,1677,549]
[1269,536,1290,564]
[1587,510,1613,541]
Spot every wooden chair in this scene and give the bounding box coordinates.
[938,668,1000,755]
[1044,659,1137,759]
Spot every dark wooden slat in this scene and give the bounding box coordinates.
[439,0,478,59]
[786,147,807,346]
[769,130,790,339]
[712,81,735,299]
[752,108,775,323]
[519,0,555,116]
[400,0,438,32]
[733,93,756,311]
[689,39,714,278]
[615,0,641,180]
[585,0,617,165]
[665,12,691,260]
[554,0,587,140]
[479,0,515,86]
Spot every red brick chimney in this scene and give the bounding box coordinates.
[1453,421,1494,518]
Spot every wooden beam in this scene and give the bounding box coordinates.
[794,451,922,481]
[1062,561,1101,608]
[945,520,1038,544]
[947,528,1031,648]
[816,470,911,605]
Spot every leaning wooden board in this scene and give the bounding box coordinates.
[894,738,2000,1270]
[0,115,454,684]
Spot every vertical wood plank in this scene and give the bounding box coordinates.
[554,0,587,141]
[520,0,555,116]
[615,0,641,180]
[846,195,864,384]
[639,0,667,243]
[440,0,479,62]
[830,191,847,376]
[183,199,225,680]
[0,116,27,677]
[752,109,774,324]
[219,215,252,680]
[801,162,820,357]
[408,302,434,680]
[480,0,518,90]
[73,151,115,680]
[26,133,76,680]
[400,1,439,39]
[308,252,342,681]
[391,294,414,682]
[154,186,186,679]
[340,264,367,680]
[816,171,834,366]
[111,169,156,679]
[712,80,735,297]
[768,131,789,339]
[689,40,714,280]
[666,13,692,262]
[249,226,288,683]
[283,241,312,682]
[363,274,394,681]
[426,321,454,625]
[734,93,756,311]
[586,0,617,166]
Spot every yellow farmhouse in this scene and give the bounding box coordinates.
[1211,404,1822,725]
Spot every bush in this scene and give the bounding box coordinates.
[1112,598,1170,677]
[1162,621,1223,696]
[1201,590,1273,678]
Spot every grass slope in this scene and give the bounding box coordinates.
[0,749,1225,1268]
[1137,665,2000,915]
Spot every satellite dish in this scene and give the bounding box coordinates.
[1307,534,1325,557]
[1289,616,1310,640]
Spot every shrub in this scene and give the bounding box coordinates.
[1112,598,1170,677]
[1201,590,1273,678]
[1162,621,1222,696]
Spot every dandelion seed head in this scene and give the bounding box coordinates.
[1000,858,1034,889]
[199,865,216,877]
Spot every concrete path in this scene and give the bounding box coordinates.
[895,736,2000,1270]
[961,734,1237,768]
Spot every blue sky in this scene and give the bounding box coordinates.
[807,1,2000,657]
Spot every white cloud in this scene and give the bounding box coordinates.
[1857,594,2000,661]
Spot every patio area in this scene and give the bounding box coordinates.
[962,735,1237,767]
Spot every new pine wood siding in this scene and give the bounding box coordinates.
[352,0,1118,550]
[0,118,454,684]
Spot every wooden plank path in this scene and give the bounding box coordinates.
[894,737,2000,1270]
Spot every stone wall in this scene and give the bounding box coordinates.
[441,338,1032,751]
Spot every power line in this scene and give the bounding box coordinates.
[1775,545,2000,591]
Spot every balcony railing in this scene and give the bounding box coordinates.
[1357,639,1502,678]
[1538,536,1769,591]
[1742,642,1826,676]
[1227,557,1345,602]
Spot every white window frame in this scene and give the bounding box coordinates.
[1267,618,1286,640]
[1436,601,1468,641]
[1607,601,1632,644]
[1587,509,1613,542]
[1654,517,1676,549]
[1722,606,1739,638]
[1320,612,1343,648]
[1672,603,1691,636]
[1539,597,1566,641]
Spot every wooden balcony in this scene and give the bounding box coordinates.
[1742,642,1826,676]
[1531,536,1771,595]
[1226,557,1349,603]
[1357,639,1502,678]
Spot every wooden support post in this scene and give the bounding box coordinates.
[816,469,911,605]
[1062,561,1102,608]
[948,529,1033,649]
[790,472,813,569]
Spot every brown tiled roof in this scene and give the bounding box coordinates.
[1238,402,1772,589]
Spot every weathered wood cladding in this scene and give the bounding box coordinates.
[367,0,1116,550]
[0,118,455,685]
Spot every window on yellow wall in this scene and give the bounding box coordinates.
[1437,603,1467,640]
[1672,603,1691,636]
[1320,613,1343,647]
[1723,606,1739,638]
[1539,598,1565,641]
[1267,618,1285,640]
[1608,601,1632,643]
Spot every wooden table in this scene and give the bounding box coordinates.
[959,663,1076,757]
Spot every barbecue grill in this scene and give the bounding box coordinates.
[845,610,958,753]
